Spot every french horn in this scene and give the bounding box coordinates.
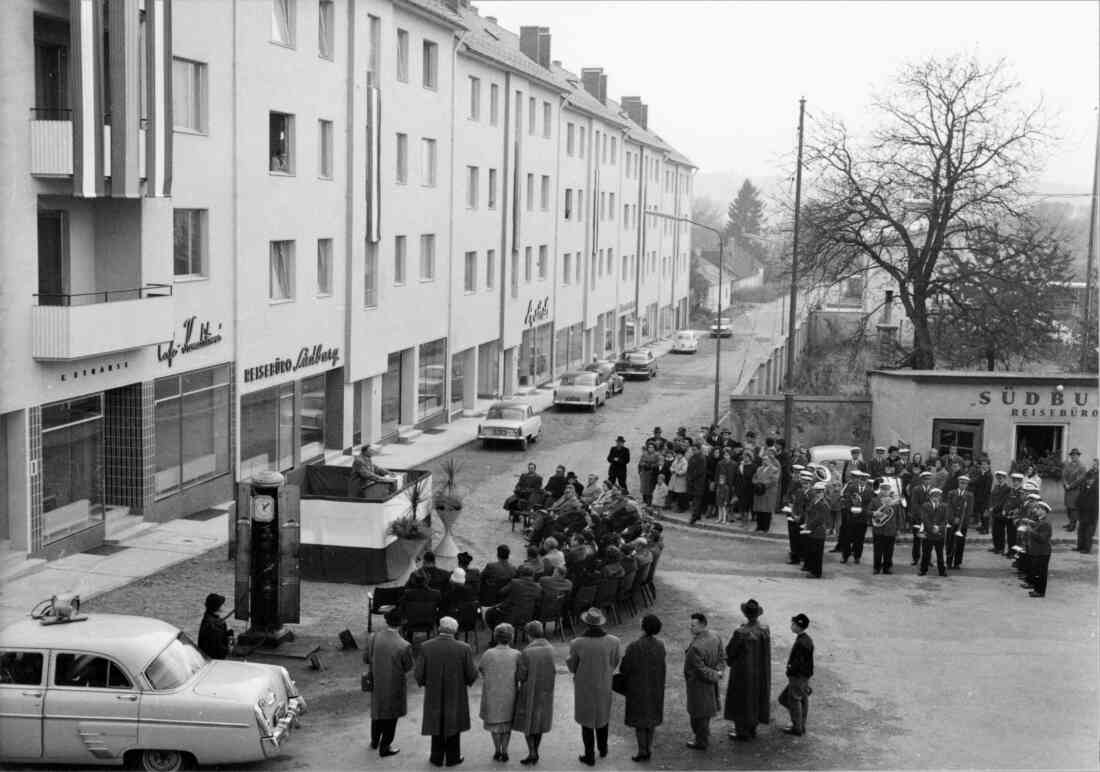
[809,463,832,484]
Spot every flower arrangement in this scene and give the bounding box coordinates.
[433,456,464,511]
[388,479,431,540]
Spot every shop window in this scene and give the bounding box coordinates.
[41,396,103,541]
[1014,424,1065,476]
[155,366,230,498]
[299,374,326,462]
[417,338,447,422]
[451,352,465,413]
[931,419,983,463]
[240,383,295,480]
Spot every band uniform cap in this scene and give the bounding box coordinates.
[1010,472,1024,479]
[799,472,815,480]
[874,446,887,452]
[899,448,911,454]
[792,464,806,471]
[1033,501,1052,512]
[888,445,899,453]
[929,488,943,496]
[994,470,1007,477]
[957,475,970,483]
[1022,482,1040,492]
[919,471,933,478]
[791,613,810,628]
[850,447,861,454]
[580,608,606,627]
[1070,448,1081,455]
[850,470,869,478]
[812,481,827,491]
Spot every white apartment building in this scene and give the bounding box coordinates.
[0,0,694,561]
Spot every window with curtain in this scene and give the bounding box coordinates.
[172,57,206,132]
[394,235,406,284]
[154,366,231,498]
[486,249,495,289]
[269,111,294,173]
[469,76,480,120]
[579,126,585,158]
[173,209,206,277]
[270,240,294,300]
[576,253,582,284]
[542,101,551,138]
[567,123,575,155]
[538,245,547,280]
[318,0,333,59]
[528,97,536,135]
[318,119,333,177]
[525,174,534,211]
[420,234,435,281]
[395,133,407,183]
[466,166,478,208]
[490,83,499,125]
[396,28,409,82]
[271,0,294,46]
[421,137,436,186]
[563,253,571,285]
[488,168,497,209]
[564,189,572,220]
[464,251,476,293]
[540,175,549,210]
[422,40,437,88]
[316,238,332,295]
[417,338,447,421]
[524,246,532,283]
[367,15,380,79]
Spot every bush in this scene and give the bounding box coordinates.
[387,514,429,540]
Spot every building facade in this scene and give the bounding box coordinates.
[0,0,694,560]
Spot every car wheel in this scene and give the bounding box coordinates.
[135,750,189,772]
[531,430,539,443]
[520,438,528,451]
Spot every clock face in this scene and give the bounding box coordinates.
[253,495,276,523]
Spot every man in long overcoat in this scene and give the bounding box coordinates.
[686,446,709,524]
[724,599,771,741]
[513,621,557,765]
[364,609,415,757]
[619,614,667,762]
[1063,448,1086,531]
[684,612,724,750]
[415,616,478,767]
[567,608,622,766]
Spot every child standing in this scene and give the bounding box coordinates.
[716,473,732,524]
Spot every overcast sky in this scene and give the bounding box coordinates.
[476,1,1098,194]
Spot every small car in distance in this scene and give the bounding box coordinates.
[672,330,699,354]
[615,349,658,380]
[0,612,306,771]
[583,360,624,395]
[477,401,542,450]
[554,371,610,411]
[710,317,733,337]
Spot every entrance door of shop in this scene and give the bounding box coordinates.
[477,341,499,398]
[380,353,402,440]
[931,419,983,460]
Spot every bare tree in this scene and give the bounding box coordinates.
[798,56,1049,368]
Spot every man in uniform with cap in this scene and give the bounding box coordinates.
[841,446,867,483]
[1003,473,1027,557]
[802,483,830,578]
[919,488,949,577]
[970,459,993,534]
[1024,501,1053,597]
[785,468,813,566]
[945,475,974,569]
[988,471,1012,553]
[868,447,888,480]
[884,446,903,477]
[607,436,631,493]
[840,471,874,564]
[908,471,933,565]
[780,613,814,736]
[1063,448,1086,532]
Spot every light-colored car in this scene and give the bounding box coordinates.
[0,612,306,771]
[672,330,699,354]
[477,401,542,450]
[614,349,658,380]
[584,360,624,395]
[554,371,610,411]
[807,444,861,466]
[709,317,733,338]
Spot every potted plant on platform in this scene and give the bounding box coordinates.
[386,479,431,584]
[431,457,464,560]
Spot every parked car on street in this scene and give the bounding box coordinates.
[672,330,699,354]
[710,317,733,338]
[583,359,624,395]
[477,401,542,450]
[554,371,609,411]
[0,612,306,771]
[615,349,658,380]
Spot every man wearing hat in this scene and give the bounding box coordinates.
[884,446,902,477]
[868,446,888,480]
[648,427,668,454]
[684,613,725,750]
[802,483,830,578]
[988,471,1012,553]
[945,475,974,569]
[416,616,478,767]
[1025,501,1053,597]
[781,614,814,737]
[871,482,900,574]
[919,489,949,577]
[1063,449,1086,532]
[840,471,874,565]
[567,608,621,765]
[198,592,233,660]
[349,445,397,497]
[607,436,631,493]
[841,447,867,483]
[908,471,933,566]
[724,600,771,741]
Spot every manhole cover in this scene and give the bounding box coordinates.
[184,508,228,521]
[84,542,130,556]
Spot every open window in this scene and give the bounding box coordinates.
[1014,424,1064,468]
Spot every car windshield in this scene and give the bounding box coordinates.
[145,633,208,690]
[714,318,731,325]
[487,406,525,421]
[627,353,649,363]
[676,333,693,340]
[560,373,596,386]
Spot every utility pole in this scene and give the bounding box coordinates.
[1082,112,1099,372]
[783,97,806,447]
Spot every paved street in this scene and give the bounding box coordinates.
[37,328,1095,772]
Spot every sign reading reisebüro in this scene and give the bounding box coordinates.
[243,345,341,383]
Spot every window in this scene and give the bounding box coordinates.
[172,58,207,132]
[270,240,295,300]
[395,133,407,183]
[524,246,532,282]
[145,634,206,691]
[600,192,606,220]
[394,235,406,284]
[540,175,549,210]
[417,338,447,421]
[318,119,333,178]
[316,238,332,294]
[564,189,573,220]
[421,137,436,186]
[0,651,44,685]
[271,0,295,46]
[622,252,628,280]
[240,383,295,477]
[154,365,231,497]
[422,40,438,89]
[364,241,377,306]
[318,0,334,59]
[567,123,575,155]
[55,653,131,689]
[577,189,584,221]
[538,245,547,279]
[609,193,615,220]
[396,29,409,82]
[610,136,617,164]
[490,83,500,125]
[526,173,534,211]
[578,126,585,158]
[173,209,206,277]
[466,165,478,209]
[623,203,629,224]
[607,247,613,276]
[563,252,571,284]
[468,76,480,120]
[367,16,380,78]
[542,101,551,138]
[602,132,608,163]
[594,131,600,163]
[528,97,536,135]
[269,111,294,173]
[464,251,477,292]
[488,168,497,209]
[486,248,495,289]
[576,253,582,283]
[419,233,435,280]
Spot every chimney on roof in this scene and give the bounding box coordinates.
[581,67,607,104]
[486,16,497,24]
[519,26,551,69]
[621,96,648,129]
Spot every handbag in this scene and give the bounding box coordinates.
[361,670,374,692]
[778,685,790,708]
[612,672,628,695]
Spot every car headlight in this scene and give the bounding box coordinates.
[514,427,522,436]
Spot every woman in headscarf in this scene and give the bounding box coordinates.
[198,593,233,660]
[479,623,522,762]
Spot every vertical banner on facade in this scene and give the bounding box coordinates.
[366,78,381,243]
[72,0,105,197]
[145,0,172,196]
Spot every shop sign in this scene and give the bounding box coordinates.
[157,316,224,368]
[977,388,1099,419]
[523,297,551,326]
[59,359,129,382]
[243,344,341,383]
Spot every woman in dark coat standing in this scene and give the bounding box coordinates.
[513,621,557,765]
[619,614,666,762]
[735,451,757,523]
[723,599,771,740]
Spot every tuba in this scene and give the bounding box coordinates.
[809,463,832,485]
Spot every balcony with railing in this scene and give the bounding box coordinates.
[32,284,175,361]
[29,110,148,180]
